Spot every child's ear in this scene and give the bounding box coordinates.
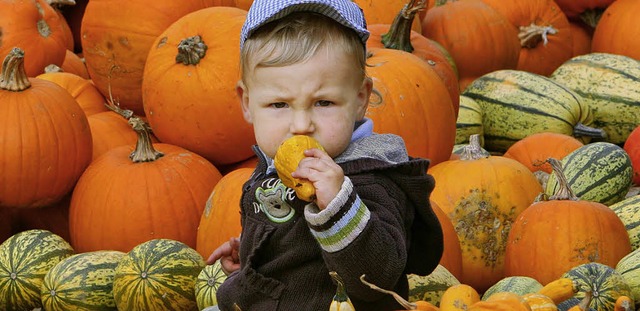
[237,80,252,123]
[357,77,373,119]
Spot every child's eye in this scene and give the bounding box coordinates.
[315,100,333,107]
[270,102,288,108]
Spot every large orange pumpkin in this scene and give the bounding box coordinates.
[367,0,459,117]
[503,132,584,174]
[504,158,632,285]
[421,0,520,90]
[196,167,252,259]
[0,48,93,208]
[69,117,222,252]
[365,48,456,166]
[481,0,573,76]
[591,0,640,60]
[431,200,463,280]
[0,0,68,77]
[428,135,542,293]
[80,0,236,115]
[142,6,255,166]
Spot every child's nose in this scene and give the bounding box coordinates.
[290,110,315,134]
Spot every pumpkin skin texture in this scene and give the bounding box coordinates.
[624,126,640,186]
[80,0,235,115]
[142,6,255,166]
[503,132,584,174]
[591,0,640,60]
[365,48,456,166]
[431,200,463,280]
[69,118,222,253]
[428,137,543,293]
[36,71,108,116]
[0,0,67,77]
[196,167,252,259]
[0,48,93,208]
[421,0,520,90]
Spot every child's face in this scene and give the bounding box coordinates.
[238,46,372,159]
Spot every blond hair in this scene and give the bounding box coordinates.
[240,12,367,84]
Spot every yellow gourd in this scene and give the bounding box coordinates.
[538,278,578,305]
[274,135,324,202]
[439,284,481,311]
[330,271,355,311]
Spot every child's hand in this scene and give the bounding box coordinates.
[291,148,344,210]
[206,237,240,275]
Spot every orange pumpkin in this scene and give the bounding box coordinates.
[12,194,72,243]
[196,167,252,259]
[367,0,459,117]
[553,0,615,22]
[0,0,68,77]
[69,117,223,252]
[366,48,456,166]
[142,6,255,166]
[421,0,520,90]
[86,111,139,161]
[36,71,108,116]
[80,0,236,115]
[591,0,640,60]
[623,125,640,185]
[432,200,463,280]
[503,158,632,285]
[0,48,93,208]
[428,135,542,293]
[354,0,423,33]
[59,50,90,79]
[481,0,573,76]
[503,132,584,174]
[568,21,593,57]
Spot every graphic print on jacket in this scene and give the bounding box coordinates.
[254,179,298,223]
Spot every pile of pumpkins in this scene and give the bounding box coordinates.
[1,0,639,310]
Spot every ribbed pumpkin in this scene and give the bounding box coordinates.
[86,111,140,161]
[0,229,74,310]
[113,239,205,311]
[624,126,640,186]
[142,6,255,166]
[41,250,125,311]
[365,48,456,166]
[58,50,90,79]
[35,71,108,116]
[504,158,632,285]
[563,263,633,311]
[591,0,640,60]
[503,132,584,174]
[366,0,460,115]
[0,0,67,77]
[69,117,222,253]
[80,0,235,115]
[615,248,640,310]
[428,135,543,293]
[0,48,93,208]
[195,260,228,310]
[421,0,520,90]
[481,0,573,76]
[196,167,252,259]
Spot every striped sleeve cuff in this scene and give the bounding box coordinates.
[304,177,370,253]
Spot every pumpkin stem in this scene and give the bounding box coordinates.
[176,35,208,65]
[105,67,135,120]
[330,271,352,303]
[0,48,32,91]
[360,274,416,310]
[573,123,607,139]
[518,23,558,48]
[44,64,63,73]
[129,117,163,163]
[547,158,579,201]
[579,9,603,29]
[572,290,592,311]
[380,0,426,53]
[460,134,490,161]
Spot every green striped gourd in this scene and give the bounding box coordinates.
[563,262,633,311]
[455,95,484,146]
[550,53,640,145]
[195,259,227,310]
[407,264,460,306]
[615,248,640,310]
[0,229,74,310]
[481,276,543,301]
[462,69,605,153]
[609,195,640,251]
[545,142,633,206]
[113,239,205,311]
[41,250,125,310]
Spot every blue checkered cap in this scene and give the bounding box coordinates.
[240,0,370,49]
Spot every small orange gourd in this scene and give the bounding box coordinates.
[537,278,578,305]
[614,296,633,311]
[522,293,558,311]
[439,284,480,311]
[274,135,324,202]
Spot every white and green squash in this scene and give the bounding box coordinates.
[615,248,640,310]
[562,262,633,311]
[113,239,205,311]
[407,264,460,306]
[550,53,640,145]
[41,250,125,311]
[455,95,484,146]
[609,195,640,251]
[462,69,605,153]
[195,259,227,310]
[481,276,543,301]
[545,142,633,206]
[0,229,74,310]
